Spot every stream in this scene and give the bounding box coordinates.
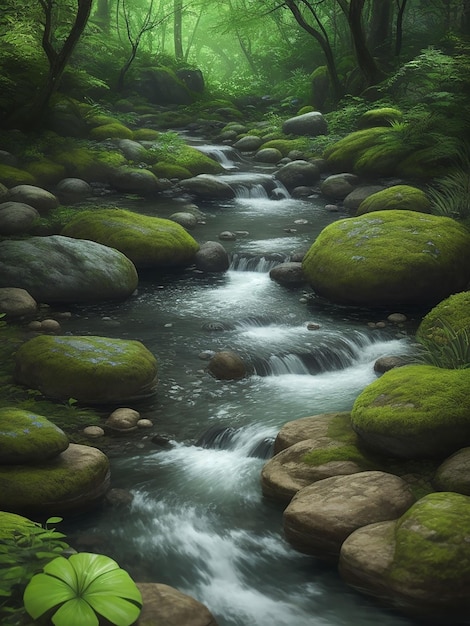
[62,136,421,626]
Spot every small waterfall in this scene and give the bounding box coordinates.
[195,144,240,169]
[216,173,290,199]
[230,252,286,272]
[196,424,275,460]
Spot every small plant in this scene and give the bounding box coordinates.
[0,517,70,625]
[416,319,470,369]
[24,553,143,626]
[427,143,470,220]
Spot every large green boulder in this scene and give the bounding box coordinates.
[0,235,138,303]
[0,444,110,515]
[62,208,199,269]
[351,364,470,458]
[14,335,158,404]
[416,291,470,346]
[0,408,69,464]
[356,185,431,216]
[302,211,470,307]
[339,492,470,620]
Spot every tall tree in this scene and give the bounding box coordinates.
[7,0,92,130]
[344,0,385,84]
[174,0,183,60]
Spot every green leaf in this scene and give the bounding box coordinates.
[51,598,99,626]
[87,595,142,626]
[46,516,63,525]
[85,568,142,602]
[68,553,119,593]
[23,573,75,619]
[43,556,78,589]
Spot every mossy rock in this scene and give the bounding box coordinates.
[51,146,126,182]
[0,164,36,187]
[351,364,470,458]
[163,144,223,176]
[323,127,390,172]
[151,162,192,179]
[86,114,121,128]
[14,335,158,404]
[396,147,452,180]
[339,492,470,619]
[0,407,69,464]
[89,123,134,141]
[417,291,470,345]
[0,443,110,516]
[357,107,403,129]
[356,185,431,216]
[132,128,161,141]
[62,207,199,269]
[24,158,66,186]
[261,138,312,157]
[302,211,470,307]
[353,142,408,177]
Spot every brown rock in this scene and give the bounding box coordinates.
[136,582,218,626]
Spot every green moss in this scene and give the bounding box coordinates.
[0,164,36,187]
[417,292,470,345]
[323,127,390,171]
[148,142,222,175]
[89,123,134,141]
[390,492,470,585]
[24,158,66,186]
[302,210,470,307]
[51,146,126,182]
[351,364,470,437]
[14,335,158,404]
[302,443,377,469]
[0,444,109,510]
[297,106,315,115]
[396,147,452,180]
[62,207,199,268]
[86,114,121,127]
[357,107,403,129]
[353,143,408,177]
[151,162,192,179]
[132,128,160,141]
[357,185,431,216]
[261,138,312,157]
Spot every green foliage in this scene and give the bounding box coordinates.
[416,319,470,370]
[24,553,142,626]
[427,143,470,220]
[0,517,69,626]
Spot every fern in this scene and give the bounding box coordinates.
[416,318,470,369]
[427,143,470,219]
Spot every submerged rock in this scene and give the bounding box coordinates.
[14,335,158,404]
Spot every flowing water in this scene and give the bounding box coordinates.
[63,138,423,626]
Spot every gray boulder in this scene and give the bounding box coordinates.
[320,174,359,200]
[195,241,230,273]
[254,148,282,163]
[282,112,328,136]
[7,185,59,214]
[275,160,320,189]
[343,185,385,210]
[269,262,305,286]
[233,136,264,152]
[55,178,93,204]
[433,447,470,495]
[0,235,138,303]
[180,175,235,200]
[0,287,37,317]
[0,201,39,235]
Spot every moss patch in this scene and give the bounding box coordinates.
[357,107,403,129]
[62,207,199,268]
[151,162,192,179]
[89,122,134,140]
[357,185,431,216]
[417,292,470,345]
[0,164,36,187]
[24,159,66,186]
[261,138,313,157]
[390,492,470,585]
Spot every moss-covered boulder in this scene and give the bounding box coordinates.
[0,164,36,187]
[89,123,134,141]
[151,162,192,180]
[14,335,158,404]
[51,146,126,183]
[323,127,390,172]
[356,185,431,216]
[351,365,470,458]
[302,211,470,307]
[416,291,470,347]
[110,167,162,194]
[62,208,199,269]
[24,158,66,186]
[0,443,110,515]
[0,408,69,464]
[0,235,138,303]
[339,492,470,620]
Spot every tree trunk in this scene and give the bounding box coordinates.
[94,0,111,33]
[395,0,408,57]
[348,0,385,85]
[283,0,343,103]
[174,0,184,60]
[368,0,392,59]
[8,0,92,130]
